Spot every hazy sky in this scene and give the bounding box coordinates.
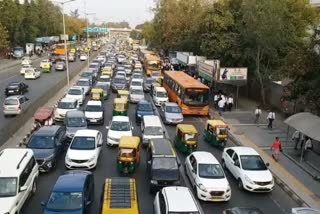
[62,0,155,28]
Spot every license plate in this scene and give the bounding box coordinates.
[9,90,14,93]
[91,119,97,122]
[211,196,222,199]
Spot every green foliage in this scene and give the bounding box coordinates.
[0,23,9,50]
[106,21,130,28]
[130,30,142,40]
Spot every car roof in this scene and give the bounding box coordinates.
[0,148,34,177]
[150,139,175,156]
[192,151,219,164]
[78,78,89,82]
[74,129,99,137]
[5,95,24,100]
[164,187,199,212]
[66,110,85,117]
[70,86,83,90]
[53,170,91,192]
[138,100,151,105]
[33,125,61,136]
[112,116,130,122]
[87,100,102,106]
[228,146,260,156]
[165,102,179,107]
[131,78,143,82]
[143,115,161,126]
[60,97,77,103]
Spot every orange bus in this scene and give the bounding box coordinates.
[54,43,66,55]
[163,71,209,116]
[144,55,161,76]
[139,49,156,63]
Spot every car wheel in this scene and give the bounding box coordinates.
[238,179,244,190]
[31,179,37,194]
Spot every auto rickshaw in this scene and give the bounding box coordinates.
[117,136,140,174]
[113,98,128,116]
[117,90,129,100]
[90,88,104,101]
[174,124,198,154]
[41,63,51,73]
[203,120,229,148]
[102,67,113,76]
[33,106,55,129]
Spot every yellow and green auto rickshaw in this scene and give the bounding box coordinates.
[90,88,104,101]
[117,90,129,100]
[102,67,113,76]
[117,136,140,174]
[174,124,198,154]
[41,63,51,73]
[113,98,128,116]
[203,120,229,148]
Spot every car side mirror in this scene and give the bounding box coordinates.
[20,186,27,192]
[26,97,29,101]
[147,160,151,165]
[86,200,92,206]
[41,201,47,207]
[266,162,270,167]
[97,143,102,147]
[105,126,109,129]
[234,161,240,167]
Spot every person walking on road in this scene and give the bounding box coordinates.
[218,98,225,116]
[292,130,302,150]
[271,137,282,162]
[267,110,275,129]
[254,106,262,124]
[303,137,313,161]
[227,94,234,111]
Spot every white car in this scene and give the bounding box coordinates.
[75,78,91,95]
[116,54,126,63]
[130,79,143,90]
[106,116,133,146]
[185,151,231,201]
[129,88,145,103]
[65,86,85,105]
[124,64,132,75]
[222,146,274,192]
[154,186,203,214]
[115,71,128,81]
[21,57,32,65]
[24,68,41,80]
[80,53,88,61]
[291,208,320,214]
[20,64,33,75]
[152,87,168,106]
[65,129,103,169]
[54,97,79,121]
[84,100,104,124]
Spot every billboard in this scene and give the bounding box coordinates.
[218,67,247,81]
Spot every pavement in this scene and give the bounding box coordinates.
[211,96,320,209]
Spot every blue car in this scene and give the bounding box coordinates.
[135,100,155,123]
[42,170,94,214]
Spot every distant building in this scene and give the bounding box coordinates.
[310,0,320,7]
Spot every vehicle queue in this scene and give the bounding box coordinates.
[0,39,280,214]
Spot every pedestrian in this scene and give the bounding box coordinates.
[254,105,262,124]
[303,137,313,160]
[221,94,226,111]
[170,64,174,71]
[292,130,302,150]
[267,110,275,129]
[228,94,234,111]
[271,137,282,162]
[218,98,225,116]
[214,93,219,109]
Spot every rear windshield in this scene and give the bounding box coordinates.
[68,89,82,95]
[58,102,76,109]
[4,99,18,105]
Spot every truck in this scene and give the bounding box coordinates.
[25,43,35,56]
[197,60,220,84]
[176,51,206,77]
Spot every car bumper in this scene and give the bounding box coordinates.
[165,118,183,124]
[5,91,21,96]
[196,188,231,202]
[107,137,120,146]
[37,159,54,172]
[86,117,104,124]
[3,109,22,115]
[150,180,180,192]
[65,159,97,169]
[154,100,167,106]
[243,181,274,192]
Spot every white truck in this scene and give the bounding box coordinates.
[25,43,35,56]
[176,52,206,77]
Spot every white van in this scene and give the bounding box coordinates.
[0,148,39,214]
[141,115,165,146]
[152,87,168,106]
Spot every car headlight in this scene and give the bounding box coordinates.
[137,114,141,117]
[226,185,231,193]
[89,156,95,162]
[197,183,207,192]
[150,180,158,184]
[245,175,254,184]
[66,156,71,162]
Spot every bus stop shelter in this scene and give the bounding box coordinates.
[284,112,320,162]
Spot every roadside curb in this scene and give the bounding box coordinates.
[209,109,314,208]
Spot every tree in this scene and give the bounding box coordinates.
[0,23,9,50]
[130,30,142,40]
[135,23,144,30]
[106,21,130,28]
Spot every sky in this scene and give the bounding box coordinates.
[62,0,156,28]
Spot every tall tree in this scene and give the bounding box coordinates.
[0,23,9,50]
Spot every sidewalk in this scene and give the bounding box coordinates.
[210,97,320,209]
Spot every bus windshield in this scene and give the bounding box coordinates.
[148,61,160,70]
[183,88,209,106]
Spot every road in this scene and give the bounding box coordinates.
[22,89,298,214]
[0,55,95,145]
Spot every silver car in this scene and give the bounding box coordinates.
[3,95,29,116]
[129,88,145,103]
[75,78,91,95]
[160,102,184,124]
[55,61,66,71]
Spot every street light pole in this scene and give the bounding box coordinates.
[84,11,95,68]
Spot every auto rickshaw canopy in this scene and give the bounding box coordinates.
[177,124,198,134]
[91,88,104,94]
[206,119,228,128]
[117,90,129,96]
[119,136,140,149]
[114,98,127,105]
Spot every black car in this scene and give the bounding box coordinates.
[223,207,264,214]
[5,81,28,96]
[26,125,66,172]
[111,76,127,92]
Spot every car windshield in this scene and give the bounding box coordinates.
[138,103,153,112]
[70,137,95,150]
[131,89,144,95]
[68,89,82,95]
[156,91,167,98]
[133,75,142,79]
[131,81,142,86]
[76,80,89,86]
[110,121,130,131]
[0,178,17,197]
[198,163,225,179]
[183,89,209,106]
[144,126,163,135]
[4,99,18,105]
[8,83,19,87]
[89,64,98,69]
[46,192,83,211]
[240,155,268,171]
[146,79,155,84]
[96,83,108,90]
[100,77,110,82]
[28,135,55,149]
[148,62,160,70]
[58,102,76,109]
[81,72,91,78]
[86,105,102,112]
[66,117,86,127]
[114,78,126,84]
[166,106,181,113]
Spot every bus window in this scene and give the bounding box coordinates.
[183,89,209,106]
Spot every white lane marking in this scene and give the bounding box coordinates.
[268,193,287,213]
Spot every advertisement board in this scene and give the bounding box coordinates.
[218,67,247,81]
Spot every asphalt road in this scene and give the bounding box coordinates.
[22,87,298,214]
[0,55,95,145]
